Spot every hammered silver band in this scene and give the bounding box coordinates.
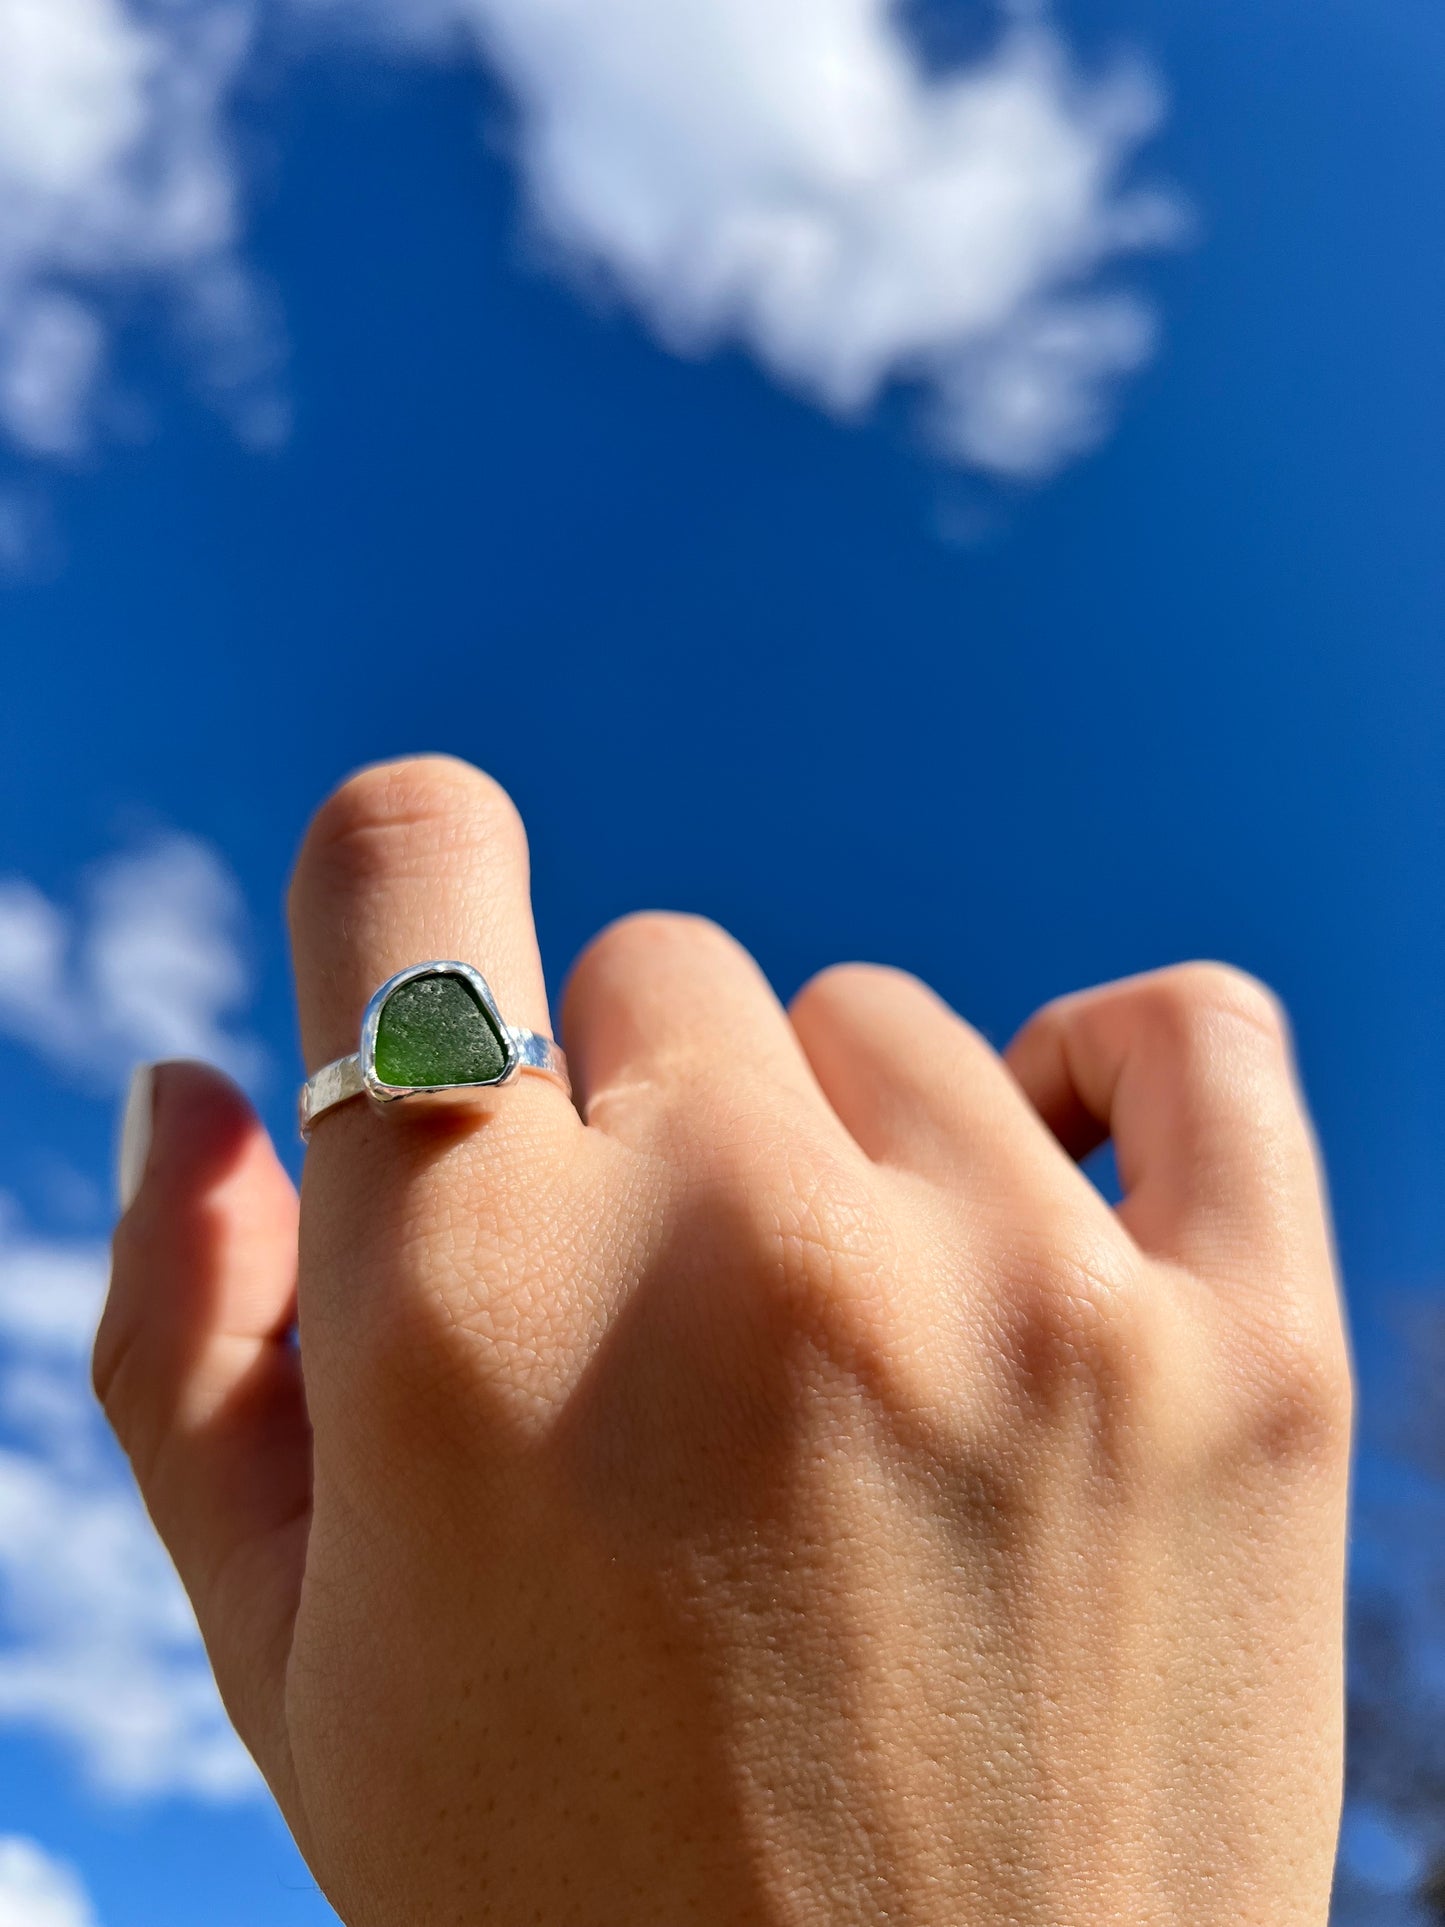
[300,1027,569,1139]
[298,960,570,1142]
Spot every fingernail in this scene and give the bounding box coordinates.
[117,1063,157,1212]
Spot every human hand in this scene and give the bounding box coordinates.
[98,756,1354,1926]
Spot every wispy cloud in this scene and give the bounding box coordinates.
[0,0,280,467]
[0,834,264,1091]
[0,1202,258,1801]
[0,1836,100,1927]
[1,0,1180,483]
[0,831,264,1796]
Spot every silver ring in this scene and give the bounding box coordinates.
[299,961,570,1141]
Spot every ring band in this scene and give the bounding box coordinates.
[299,961,570,1141]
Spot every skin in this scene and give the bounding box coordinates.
[97,754,1355,1927]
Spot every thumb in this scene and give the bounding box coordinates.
[95,1060,311,1811]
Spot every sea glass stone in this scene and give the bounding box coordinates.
[372,974,508,1088]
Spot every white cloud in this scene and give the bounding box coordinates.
[0,1204,259,1800]
[454,0,1181,474]
[0,834,262,1795]
[0,1444,258,1800]
[0,292,105,457]
[0,1837,99,1927]
[0,482,54,575]
[0,834,263,1091]
[1,0,1179,481]
[0,0,272,463]
[931,288,1157,478]
[0,1203,110,1360]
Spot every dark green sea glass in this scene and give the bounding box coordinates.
[373,974,507,1088]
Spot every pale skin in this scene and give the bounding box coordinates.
[97,755,1355,1926]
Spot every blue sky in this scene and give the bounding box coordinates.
[0,1,1441,1921]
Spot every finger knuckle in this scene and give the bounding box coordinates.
[1225,1302,1356,1472]
[565,914,763,1057]
[1149,963,1292,1054]
[291,756,526,908]
[729,1137,900,1376]
[1012,996,1066,1054]
[580,910,749,977]
[990,1223,1164,1445]
[790,961,915,1020]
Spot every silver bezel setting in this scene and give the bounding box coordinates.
[359,960,521,1105]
